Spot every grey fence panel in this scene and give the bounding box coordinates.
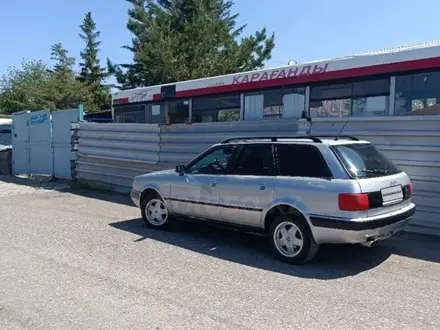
[77,146,159,162]
[79,130,159,143]
[12,112,30,175]
[159,119,299,165]
[52,109,79,179]
[76,155,166,178]
[297,116,440,235]
[74,123,162,187]
[77,123,160,162]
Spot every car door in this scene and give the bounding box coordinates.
[170,145,239,222]
[217,144,276,228]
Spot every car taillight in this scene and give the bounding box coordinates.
[338,193,370,211]
[408,183,413,197]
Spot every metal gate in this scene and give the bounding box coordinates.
[52,110,79,179]
[11,111,31,175]
[29,110,53,174]
[12,107,81,178]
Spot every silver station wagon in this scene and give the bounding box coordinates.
[131,136,415,264]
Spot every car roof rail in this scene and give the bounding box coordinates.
[316,135,359,141]
[221,136,323,143]
[221,135,360,144]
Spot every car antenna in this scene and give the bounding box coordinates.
[301,111,313,136]
[335,116,350,140]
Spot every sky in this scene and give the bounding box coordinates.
[0,0,439,77]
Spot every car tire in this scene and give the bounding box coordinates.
[268,215,319,265]
[140,192,174,230]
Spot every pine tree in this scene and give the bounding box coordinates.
[79,12,110,112]
[46,43,90,110]
[110,0,275,89]
[50,43,76,76]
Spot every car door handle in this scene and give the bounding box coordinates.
[210,181,217,187]
[260,184,266,190]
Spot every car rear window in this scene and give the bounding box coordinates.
[332,143,401,178]
[277,144,332,178]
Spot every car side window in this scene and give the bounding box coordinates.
[231,144,274,176]
[277,144,332,178]
[186,146,238,175]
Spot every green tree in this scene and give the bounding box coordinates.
[110,0,275,89]
[0,60,52,114]
[0,45,90,114]
[79,12,111,112]
[44,43,90,110]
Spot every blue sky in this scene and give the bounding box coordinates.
[0,0,438,76]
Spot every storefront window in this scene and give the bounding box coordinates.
[218,109,240,121]
[310,99,351,117]
[168,100,190,124]
[149,104,165,124]
[244,87,306,120]
[310,78,389,117]
[192,94,240,123]
[394,71,440,115]
[352,96,389,117]
[113,105,146,123]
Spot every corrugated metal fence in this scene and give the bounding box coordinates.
[159,119,299,165]
[72,116,440,234]
[74,123,163,188]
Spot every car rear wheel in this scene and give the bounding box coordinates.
[268,215,318,264]
[141,193,173,230]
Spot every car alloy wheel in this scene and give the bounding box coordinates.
[273,221,304,258]
[145,198,168,226]
[268,215,318,264]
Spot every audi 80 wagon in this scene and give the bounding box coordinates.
[131,135,415,264]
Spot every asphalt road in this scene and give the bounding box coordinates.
[1,177,440,329]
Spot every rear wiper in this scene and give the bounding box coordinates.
[361,169,390,175]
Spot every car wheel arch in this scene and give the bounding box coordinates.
[261,198,309,225]
[140,187,164,206]
[262,203,313,238]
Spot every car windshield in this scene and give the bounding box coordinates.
[332,143,401,178]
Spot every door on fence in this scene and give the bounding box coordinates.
[12,112,30,175]
[52,109,78,179]
[28,110,53,175]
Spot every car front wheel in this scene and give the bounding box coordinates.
[141,193,173,230]
[268,215,318,264]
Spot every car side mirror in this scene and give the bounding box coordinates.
[175,164,186,175]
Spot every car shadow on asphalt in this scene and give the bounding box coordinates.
[109,217,440,280]
[63,189,440,276]
[60,188,133,205]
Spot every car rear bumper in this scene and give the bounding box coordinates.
[309,203,416,245]
[131,190,141,208]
